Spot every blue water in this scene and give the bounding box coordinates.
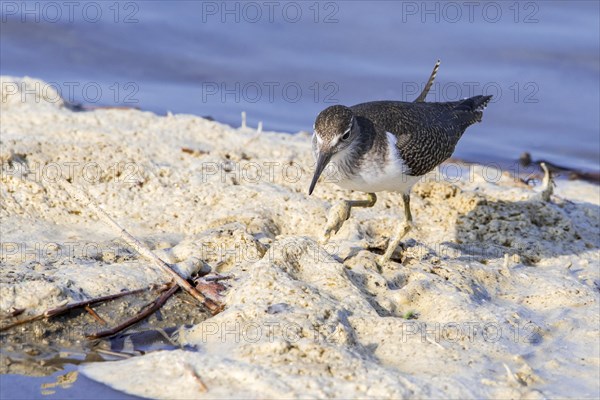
[1,0,599,172]
[0,365,144,399]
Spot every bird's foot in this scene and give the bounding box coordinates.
[321,201,352,242]
[377,221,415,265]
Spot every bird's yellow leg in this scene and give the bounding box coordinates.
[379,193,414,264]
[322,193,377,242]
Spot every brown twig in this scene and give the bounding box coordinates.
[60,180,222,314]
[84,305,107,325]
[0,286,154,332]
[181,147,209,157]
[0,316,40,332]
[202,274,233,282]
[0,308,26,319]
[87,283,179,339]
[184,363,208,392]
[9,308,25,317]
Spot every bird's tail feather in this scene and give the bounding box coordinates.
[414,60,441,103]
[452,95,493,123]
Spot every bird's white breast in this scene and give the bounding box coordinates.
[334,132,420,194]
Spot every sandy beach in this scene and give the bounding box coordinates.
[1,77,599,399]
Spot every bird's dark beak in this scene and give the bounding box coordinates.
[308,150,332,195]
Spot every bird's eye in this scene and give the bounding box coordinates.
[341,130,351,141]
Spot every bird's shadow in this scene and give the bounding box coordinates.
[448,197,599,264]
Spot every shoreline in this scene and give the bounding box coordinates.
[1,77,599,399]
[63,97,600,186]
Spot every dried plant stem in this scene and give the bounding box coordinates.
[85,305,107,325]
[184,363,208,392]
[203,274,233,282]
[0,286,152,332]
[60,180,221,314]
[87,283,179,339]
[540,162,554,202]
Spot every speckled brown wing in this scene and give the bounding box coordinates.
[351,96,491,176]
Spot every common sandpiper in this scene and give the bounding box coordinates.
[308,60,492,264]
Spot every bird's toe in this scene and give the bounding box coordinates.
[322,218,343,242]
[320,201,352,241]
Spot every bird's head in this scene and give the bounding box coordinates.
[308,105,358,195]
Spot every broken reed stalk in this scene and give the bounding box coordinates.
[60,180,221,314]
[0,285,154,332]
[540,162,554,202]
[203,274,233,282]
[85,305,107,325]
[184,363,208,392]
[87,282,179,339]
